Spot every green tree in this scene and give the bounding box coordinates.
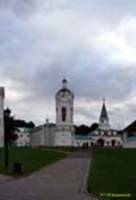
[75,125,90,135]
[4,107,18,145]
[90,122,99,131]
[4,107,18,172]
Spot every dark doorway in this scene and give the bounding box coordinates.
[111,140,116,147]
[97,138,105,147]
[91,142,94,147]
[82,142,89,150]
[62,107,66,122]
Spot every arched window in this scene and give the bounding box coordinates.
[62,107,66,122]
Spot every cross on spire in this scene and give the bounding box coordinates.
[62,78,68,88]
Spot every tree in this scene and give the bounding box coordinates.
[75,125,90,135]
[4,108,18,145]
[90,123,99,132]
[13,119,35,128]
[4,107,18,172]
[4,108,35,144]
[3,107,35,172]
[27,121,35,128]
[75,122,99,135]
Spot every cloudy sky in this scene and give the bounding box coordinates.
[1,0,136,128]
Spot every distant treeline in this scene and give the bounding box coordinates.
[13,119,35,128]
[75,123,98,135]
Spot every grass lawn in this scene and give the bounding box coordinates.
[42,146,83,152]
[88,148,136,200]
[0,147,66,175]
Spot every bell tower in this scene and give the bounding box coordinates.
[55,79,74,146]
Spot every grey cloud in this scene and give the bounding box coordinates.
[0,0,136,127]
[0,0,37,17]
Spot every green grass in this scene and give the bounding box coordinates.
[0,147,66,175]
[41,146,82,152]
[88,148,136,200]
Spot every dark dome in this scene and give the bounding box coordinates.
[56,88,73,97]
[56,79,74,97]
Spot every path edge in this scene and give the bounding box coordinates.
[79,154,100,200]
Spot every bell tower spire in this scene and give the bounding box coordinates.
[99,98,110,130]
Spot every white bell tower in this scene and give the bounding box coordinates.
[55,79,74,146]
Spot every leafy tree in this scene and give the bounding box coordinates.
[27,121,35,128]
[4,108,35,144]
[75,125,90,135]
[13,119,35,128]
[4,107,35,171]
[4,108,18,145]
[90,122,99,131]
[75,122,99,135]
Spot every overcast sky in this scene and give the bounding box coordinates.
[1,0,136,129]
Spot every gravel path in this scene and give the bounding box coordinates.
[0,151,94,200]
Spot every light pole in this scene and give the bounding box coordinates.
[4,108,10,173]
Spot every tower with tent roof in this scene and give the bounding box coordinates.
[99,98,110,130]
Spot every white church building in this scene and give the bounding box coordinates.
[30,79,75,146]
[88,99,123,147]
[0,80,124,148]
[0,80,134,148]
[30,79,123,147]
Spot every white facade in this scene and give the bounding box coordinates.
[15,128,31,147]
[0,87,4,147]
[55,131,73,146]
[73,132,123,148]
[91,134,123,147]
[30,122,55,146]
[30,79,75,147]
[122,134,136,148]
[89,100,123,147]
[123,140,136,148]
[30,82,125,148]
[73,135,91,147]
[55,79,74,146]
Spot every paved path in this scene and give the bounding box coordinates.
[0,151,94,200]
